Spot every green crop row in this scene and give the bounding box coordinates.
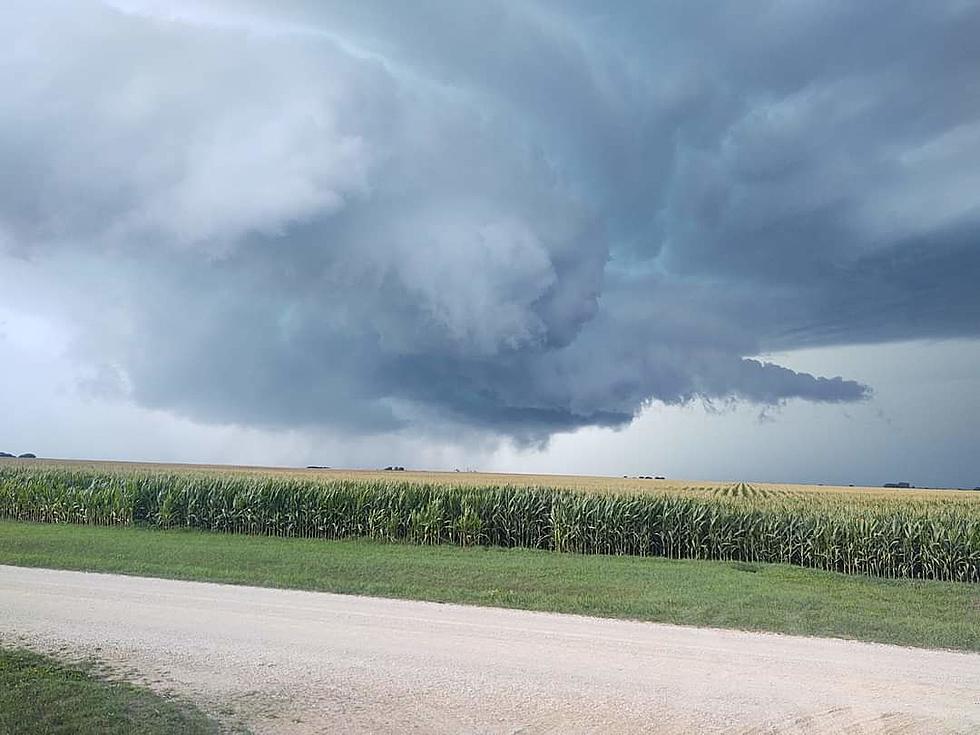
[1,467,977,582]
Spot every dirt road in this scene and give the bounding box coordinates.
[1,565,978,733]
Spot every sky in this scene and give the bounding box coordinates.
[1,1,978,487]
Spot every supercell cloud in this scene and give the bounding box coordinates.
[1,1,978,441]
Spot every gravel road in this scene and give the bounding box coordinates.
[1,564,978,734]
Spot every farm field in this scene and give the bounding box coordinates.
[2,459,978,582]
[6,456,972,499]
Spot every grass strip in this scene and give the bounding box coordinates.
[1,520,977,651]
[0,647,221,735]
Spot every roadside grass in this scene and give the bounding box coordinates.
[1,520,977,651]
[0,647,222,735]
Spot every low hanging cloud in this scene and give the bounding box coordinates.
[2,0,978,441]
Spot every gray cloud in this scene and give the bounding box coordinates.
[2,0,978,441]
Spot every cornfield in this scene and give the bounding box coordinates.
[1,465,978,582]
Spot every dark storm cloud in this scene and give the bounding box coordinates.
[2,0,978,438]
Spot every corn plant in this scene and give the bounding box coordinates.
[1,466,977,582]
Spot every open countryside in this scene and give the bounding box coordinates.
[1,458,979,732]
[2,459,977,582]
[4,2,980,733]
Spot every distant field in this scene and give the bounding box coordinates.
[2,459,977,582]
[5,457,974,501]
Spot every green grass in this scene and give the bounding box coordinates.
[1,521,978,651]
[0,647,221,735]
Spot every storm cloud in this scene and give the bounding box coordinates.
[2,0,978,441]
